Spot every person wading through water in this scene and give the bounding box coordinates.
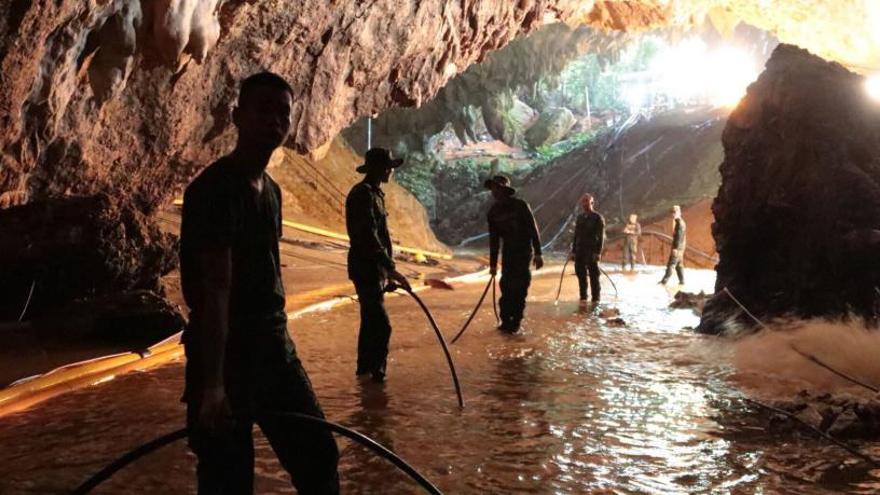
[485,175,543,333]
[570,193,605,304]
[179,72,340,494]
[659,204,687,285]
[345,148,411,383]
[622,213,641,272]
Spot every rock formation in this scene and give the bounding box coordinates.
[3,1,877,212]
[1,1,879,317]
[699,44,880,334]
[0,194,177,319]
[432,106,727,247]
[524,106,576,148]
[342,22,603,156]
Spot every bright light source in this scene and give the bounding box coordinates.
[866,74,880,102]
[706,47,759,107]
[647,37,758,109]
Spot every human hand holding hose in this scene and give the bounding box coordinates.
[198,385,234,435]
[388,269,411,292]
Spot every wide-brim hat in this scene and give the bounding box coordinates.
[483,175,516,194]
[356,147,404,173]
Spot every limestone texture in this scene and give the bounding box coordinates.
[699,44,880,333]
[3,1,877,211]
[524,106,576,149]
[0,1,879,319]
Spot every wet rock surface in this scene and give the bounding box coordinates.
[701,44,880,334]
[763,392,880,440]
[670,290,711,314]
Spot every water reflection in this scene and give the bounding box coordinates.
[0,266,877,494]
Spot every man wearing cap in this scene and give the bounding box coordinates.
[345,148,411,383]
[570,193,605,303]
[485,175,543,332]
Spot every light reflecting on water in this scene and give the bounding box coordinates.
[0,266,878,494]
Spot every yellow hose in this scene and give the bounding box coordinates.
[172,199,452,260]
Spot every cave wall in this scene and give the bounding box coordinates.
[1,1,878,213]
[699,44,880,333]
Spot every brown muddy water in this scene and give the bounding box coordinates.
[0,266,878,494]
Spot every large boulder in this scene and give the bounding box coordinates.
[0,194,178,320]
[524,107,576,149]
[481,91,538,147]
[699,44,880,334]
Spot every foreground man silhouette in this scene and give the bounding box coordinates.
[180,72,339,494]
[485,175,543,333]
[345,148,411,383]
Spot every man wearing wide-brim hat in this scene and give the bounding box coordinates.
[345,148,410,383]
[485,175,544,333]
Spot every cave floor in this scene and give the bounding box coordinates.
[1,266,878,494]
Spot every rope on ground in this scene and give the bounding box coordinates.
[721,287,768,329]
[71,412,444,495]
[742,396,880,467]
[398,286,464,409]
[450,275,494,345]
[789,345,880,394]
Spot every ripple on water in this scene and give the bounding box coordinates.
[0,267,877,494]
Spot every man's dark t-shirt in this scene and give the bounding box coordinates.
[179,157,287,333]
[345,181,395,282]
[572,211,605,256]
[487,196,542,269]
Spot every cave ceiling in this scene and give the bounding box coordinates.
[0,0,877,210]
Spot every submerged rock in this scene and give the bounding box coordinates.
[671,291,711,314]
[700,44,880,334]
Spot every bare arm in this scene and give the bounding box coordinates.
[195,247,232,430]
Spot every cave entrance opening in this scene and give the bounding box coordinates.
[338,22,780,271]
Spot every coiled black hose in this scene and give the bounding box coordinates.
[70,411,443,495]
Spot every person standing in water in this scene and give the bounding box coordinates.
[179,72,340,494]
[622,213,641,272]
[345,148,411,383]
[659,204,687,285]
[570,193,605,303]
[486,175,543,333]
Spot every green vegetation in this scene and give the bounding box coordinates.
[549,36,663,114]
[533,131,596,164]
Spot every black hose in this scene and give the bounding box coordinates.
[598,266,619,298]
[554,259,570,303]
[71,428,187,494]
[398,287,465,409]
[492,276,499,324]
[450,276,494,345]
[71,412,443,495]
